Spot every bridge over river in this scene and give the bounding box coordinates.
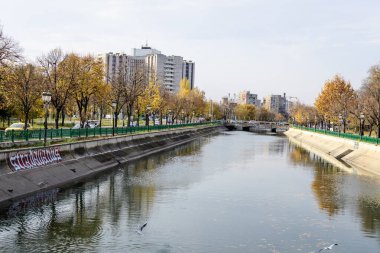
[224,121,289,134]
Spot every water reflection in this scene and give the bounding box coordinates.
[0,138,206,252]
[289,143,380,242]
[1,133,380,252]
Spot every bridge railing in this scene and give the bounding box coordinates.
[0,122,220,143]
[292,125,379,145]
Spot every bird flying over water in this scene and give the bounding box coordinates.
[319,243,338,252]
[136,222,148,235]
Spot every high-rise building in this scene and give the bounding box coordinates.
[133,45,161,57]
[263,93,287,114]
[100,52,145,83]
[101,45,195,93]
[182,60,195,90]
[238,91,259,106]
[145,53,183,93]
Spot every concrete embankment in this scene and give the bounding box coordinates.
[285,128,380,176]
[0,126,222,207]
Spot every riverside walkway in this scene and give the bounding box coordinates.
[293,125,380,145]
[0,122,219,145]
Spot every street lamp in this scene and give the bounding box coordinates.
[338,114,342,133]
[360,112,365,140]
[42,91,52,147]
[146,106,151,126]
[112,101,117,136]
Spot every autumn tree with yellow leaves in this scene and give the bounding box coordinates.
[2,64,44,129]
[315,75,357,132]
[38,49,78,129]
[234,104,256,120]
[73,55,105,127]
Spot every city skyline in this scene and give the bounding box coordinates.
[1,0,380,104]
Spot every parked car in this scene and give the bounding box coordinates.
[72,121,100,129]
[87,120,100,128]
[4,123,31,137]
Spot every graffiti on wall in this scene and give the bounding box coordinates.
[8,147,62,171]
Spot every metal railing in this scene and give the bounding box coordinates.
[0,122,219,143]
[292,125,379,145]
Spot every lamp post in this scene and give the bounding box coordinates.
[360,112,365,140]
[112,101,117,136]
[338,114,343,133]
[146,106,151,126]
[42,92,52,147]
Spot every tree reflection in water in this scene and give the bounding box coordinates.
[0,138,205,251]
[289,143,380,242]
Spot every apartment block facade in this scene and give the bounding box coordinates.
[263,93,287,114]
[238,91,260,107]
[101,45,195,93]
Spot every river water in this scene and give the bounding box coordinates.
[1,131,380,253]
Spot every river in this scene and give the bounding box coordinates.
[0,131,380,253]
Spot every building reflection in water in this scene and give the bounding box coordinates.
[288,143,380,241]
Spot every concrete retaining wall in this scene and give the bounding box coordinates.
[0,126,221,207]
[285,128,380,176]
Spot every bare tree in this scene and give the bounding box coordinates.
[361,64,380,137]
[108,65,128,128]
[125,68,148,127]
[0,25,22,67]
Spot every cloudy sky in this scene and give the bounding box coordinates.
[1,0,380,104]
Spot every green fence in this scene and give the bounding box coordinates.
[293,125,379,145]
[0,122,219,143]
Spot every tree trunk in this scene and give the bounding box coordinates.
[127,114,131,127]
[99,105,103,128]
[61,107,65,127]
[114,112,118,128]
[55,108,60,129]
[24,111,29,130]
[137,109,140,127]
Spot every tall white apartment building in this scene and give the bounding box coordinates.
[100,52,145,83]
[145,53,183,92]
[101,45,195,93]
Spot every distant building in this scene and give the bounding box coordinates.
[145,53,183,93]
[99,52,145,83]
[133,46,161,57]
[100,45,195,93]
[263,93,287,114]
[238,91,259,106]
[182,60,195,90]
[133,45,194,93]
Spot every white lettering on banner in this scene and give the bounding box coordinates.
[8,147,62,171]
